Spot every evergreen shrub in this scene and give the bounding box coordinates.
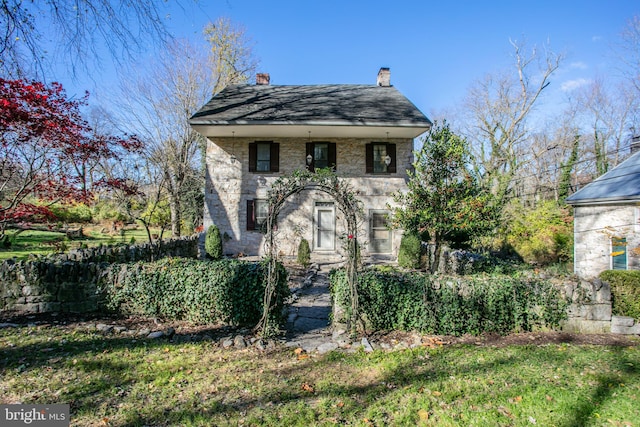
[297,238,311,267]
[205,224,223,260]
[600,270,640,320]
[398,232,422,269]
[330,267,567,335]
[103,258,290,326]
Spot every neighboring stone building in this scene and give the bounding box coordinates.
[189,68,431,260]
[566,148,640,278]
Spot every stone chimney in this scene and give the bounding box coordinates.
[256,73,270,85]
[377,67,391,87]
[632,135,640,154]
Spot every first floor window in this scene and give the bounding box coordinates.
[247,199,268,231]
[369,211,392,253]
[612,237,628,270]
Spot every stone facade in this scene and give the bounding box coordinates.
[572,203,640,278]
[204,136,413,260]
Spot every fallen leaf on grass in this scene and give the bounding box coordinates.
[418,409,430,421]
[301,382,315,393]
[497,406,514,419]
[509,395,523,404]
[294,348,309,360]
[431,390,442,397]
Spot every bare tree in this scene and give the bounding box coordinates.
[459,39,563,206]
[614,15,640,96]
[205,17,257,93]
[119,19,258,237]
[571,78,639,176]
[0,0,191,78]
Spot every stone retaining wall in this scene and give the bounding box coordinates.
[560,277,612,333]
[0,235,200,314]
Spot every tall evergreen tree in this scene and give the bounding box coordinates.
[392,121,497,272]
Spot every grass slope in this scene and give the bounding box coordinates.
[1,324,639,426]
[0,227,160,261]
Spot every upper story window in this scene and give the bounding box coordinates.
[611,237,628,270]
[249,142,279,173]
[366,143,396,174]
[306,142,336,172]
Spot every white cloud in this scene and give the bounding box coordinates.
[569,61,588,70]
[592,35,602,42]
[561,78,592,92]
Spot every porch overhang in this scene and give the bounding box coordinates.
[189,122,431,139]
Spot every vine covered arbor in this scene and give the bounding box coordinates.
[257,169,363,337]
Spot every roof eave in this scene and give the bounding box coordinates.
[189,121,432,139]
[566,196,640,206]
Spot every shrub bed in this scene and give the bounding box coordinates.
[330,267,567,335]
[600,270,640,320]
[102,258,290,326]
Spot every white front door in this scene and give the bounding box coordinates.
[314,202,335,251]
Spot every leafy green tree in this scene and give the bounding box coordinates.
[506,200,573,265]
[392,121,497,272]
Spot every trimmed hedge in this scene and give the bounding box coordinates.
[330,267,567,336]
[102,258,289,326]
[600,270,640,320]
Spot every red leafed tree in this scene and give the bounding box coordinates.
[0,78,141,234]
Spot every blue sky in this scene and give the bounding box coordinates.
[53,0,640,120]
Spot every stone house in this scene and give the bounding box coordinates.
[189,68,431,260]
[565,148,640,278]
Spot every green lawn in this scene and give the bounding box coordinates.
[0,226,161,261]
[1,324,638,426]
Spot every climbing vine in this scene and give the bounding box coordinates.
[256,168,364,337]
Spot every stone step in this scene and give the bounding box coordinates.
[611,315,640,335]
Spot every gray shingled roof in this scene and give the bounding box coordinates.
[565,150,640,205]
[190,84,431,128]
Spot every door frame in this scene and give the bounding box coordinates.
[313,201,336,251]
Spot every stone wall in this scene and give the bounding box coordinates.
[0,235,200,314]
[204,136,413,259]
[560,277,612,333]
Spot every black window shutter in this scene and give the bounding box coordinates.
[246,199,255,230]
[365,143,373,173]
[328,142,337,171]
[306,142,314,172]
[387,143,397,173]
[270,142,279,172]
[248,143,257,172]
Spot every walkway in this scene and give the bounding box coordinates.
[284,262,344,353]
